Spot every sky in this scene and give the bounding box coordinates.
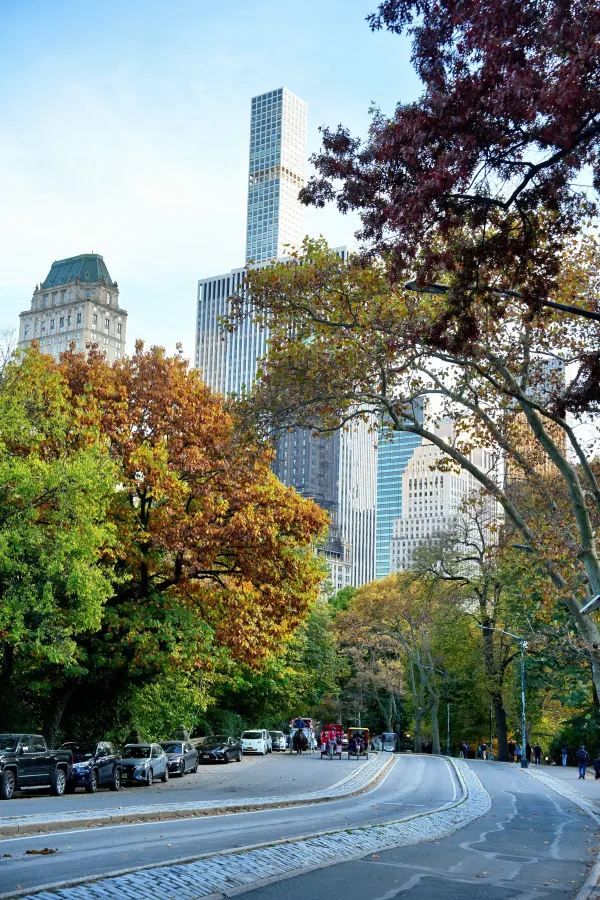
[0,0,420,360]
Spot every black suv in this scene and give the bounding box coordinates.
[61,741,122,793]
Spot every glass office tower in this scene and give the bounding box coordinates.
[375,403,424,579]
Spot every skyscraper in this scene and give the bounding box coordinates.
[375,406,424,579]
[18,254,127,364]
[390,420,499,572]
[195,88,376,588]
[246,88,307,264]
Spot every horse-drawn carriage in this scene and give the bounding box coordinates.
[347,726,370,759]
[320,723,343,759]
[289,717,316,754]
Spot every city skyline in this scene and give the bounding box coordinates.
[196,87,376,588]
[0,1,418,361]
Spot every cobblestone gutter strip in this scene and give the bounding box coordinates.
[524,769,600,900]
[0,753,393,839]
[16,760,490,900]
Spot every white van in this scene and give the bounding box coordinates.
[269,731,286,752]
[241,729,270,755]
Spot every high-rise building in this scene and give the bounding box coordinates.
[390,420,498,571]
[375,407,424,579]
[18,254,127,364]
[246,88,307,264]
[195,88,376,588]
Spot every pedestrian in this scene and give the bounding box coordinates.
[561,746,568,767]
[534,744,542,765]
[515,743,523,763]
[508,740,515,762]
[464,741,470,759]
[482,742,488,760]
[526,742,532,764]
[592,758,600,780]
[576,744,590,779]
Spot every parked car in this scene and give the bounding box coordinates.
[240,729,271,755]
[160,741,198,776]
[120,743,169,785]
[61,741,121,793]
[0,733,72,800]
[197,735,242,764]
[269,731,287,752]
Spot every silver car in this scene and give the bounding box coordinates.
[120,743,169,785]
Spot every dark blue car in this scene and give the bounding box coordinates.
[61,741,122,793]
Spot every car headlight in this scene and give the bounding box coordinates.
[134,763,148,771]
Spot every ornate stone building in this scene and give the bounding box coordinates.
[19,253,127,363]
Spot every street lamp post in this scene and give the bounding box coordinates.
[478,624,529,768]
[446,702,451,756]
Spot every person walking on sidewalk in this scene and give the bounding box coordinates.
[515,743,523,764]
[576,744,591,779]
[534,744,542,765]
[561,746,568,767]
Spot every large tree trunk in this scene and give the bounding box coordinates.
[44,683,76,747]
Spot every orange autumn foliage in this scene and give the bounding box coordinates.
[59,342,328,670]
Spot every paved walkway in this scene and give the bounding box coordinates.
[527,764,600,807]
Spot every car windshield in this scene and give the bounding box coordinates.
[123,745,150,759]
[161,742,183,753]
[62,743,97,761]
[204,735,227,746]
[242,731,262,739]
[0,735,18,752]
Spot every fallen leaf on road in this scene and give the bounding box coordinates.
[25,848,57,856]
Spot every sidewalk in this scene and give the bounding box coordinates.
[532,763,600,806]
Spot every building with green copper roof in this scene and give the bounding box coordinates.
[19,253,127,364]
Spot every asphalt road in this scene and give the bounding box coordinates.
[243,761,600,900]
[0,750,357,817]
[0,754,457,896]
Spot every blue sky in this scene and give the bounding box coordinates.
[0,0,419,358]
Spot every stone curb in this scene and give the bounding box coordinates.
[0,752,393,839]
[10,759,491,900]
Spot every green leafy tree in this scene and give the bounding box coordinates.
[0,349,116,737]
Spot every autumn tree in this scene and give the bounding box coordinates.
[412,501,551,760]
[238,239,600,699]
[302,0,600,403]
[54,343,327,737]
[336,574,472,752]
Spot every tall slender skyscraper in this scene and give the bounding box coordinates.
[195,89,376,588]
[246,88,307,263]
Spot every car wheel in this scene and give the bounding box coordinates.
[146,768,153,786]
[236,751,242,762]
[51,767,67,796]
[161,765,169,783]
[85,769,98,794]
[192,761,198,773]
[110,768,121,792]
[179,760,186,776]
[0,769,16,800]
